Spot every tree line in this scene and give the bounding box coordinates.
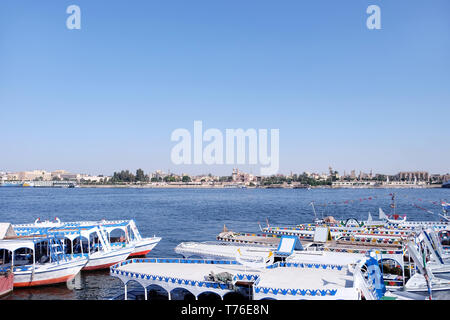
[110,169,149,183]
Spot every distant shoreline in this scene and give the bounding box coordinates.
[0,182,445,190]
[76,184,445,189]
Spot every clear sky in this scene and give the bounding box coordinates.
[1,0,449,176]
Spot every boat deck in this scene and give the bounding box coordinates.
[110,258,361,300]
[118,261,255,282]
[217,232,281,246]
[256,266,353,289]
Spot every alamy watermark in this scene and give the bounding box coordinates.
[65,5,381,31]
[66,5,81,30]
[170,121,280,176]
[366,5,381,30]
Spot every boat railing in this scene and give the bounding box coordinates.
[110,259,238,291]
[111,258,241,271]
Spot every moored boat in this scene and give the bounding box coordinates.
[14,219,161,258]
[0,237,88,287]
[110,253,388,300]
[14,224,135,271]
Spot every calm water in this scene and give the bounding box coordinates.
[0,187,449,300]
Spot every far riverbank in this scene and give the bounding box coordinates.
[77,184,444,189]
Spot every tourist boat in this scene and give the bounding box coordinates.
[109,251,392,300]
[53,225,135,270]
[98,220,161,257]
[217,225,407,252]
[176,241,275,260]
[14,219,161,258]
[262,208,450,242]
[0,236,88,287]
[263,195,450,237]
[14,224,136,271]
[218,227,312,246]
[442,180,450,188]
[1,182,25,187]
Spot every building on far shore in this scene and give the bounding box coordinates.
[397,171,429,182]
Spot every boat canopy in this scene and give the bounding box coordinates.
[0,239,35,252]
[101,222,129,234]
[50,225,101,241]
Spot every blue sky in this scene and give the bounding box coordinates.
[1,0,449,176]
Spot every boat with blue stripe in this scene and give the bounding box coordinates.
[14,218,161,258]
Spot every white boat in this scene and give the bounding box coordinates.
[110,253,388,300]
[14,218,161,258]
[100,220,161,257]
[53,225,135,271]
[0,237,88,287]
[262,199,450,238]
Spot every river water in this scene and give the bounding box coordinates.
[0,187,449,300]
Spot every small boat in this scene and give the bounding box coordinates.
[0,236,88,287]
[14,218,161,258]
[1,182,23,187]
[14,224,135,271]
[262,208,450,241]
[99,220,161,257]
[54,225,135,271]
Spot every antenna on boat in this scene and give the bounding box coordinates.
[390,193,396,216]
[265,218,270,228]
[310,201,318,221]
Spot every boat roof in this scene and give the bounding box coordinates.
[256,264,353,289]
[111,258,358,299]
[0,223,16,240]
[14,220,132,235]
[0,239,35,251]
[14,219,132,228]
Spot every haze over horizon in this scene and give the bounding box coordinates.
[1,1,449,176]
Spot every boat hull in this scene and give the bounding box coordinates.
[0,272,14,297]
[83,248,134,271]
[13,258,87,287]
[404,274,450,292]
[128,237,161,257]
